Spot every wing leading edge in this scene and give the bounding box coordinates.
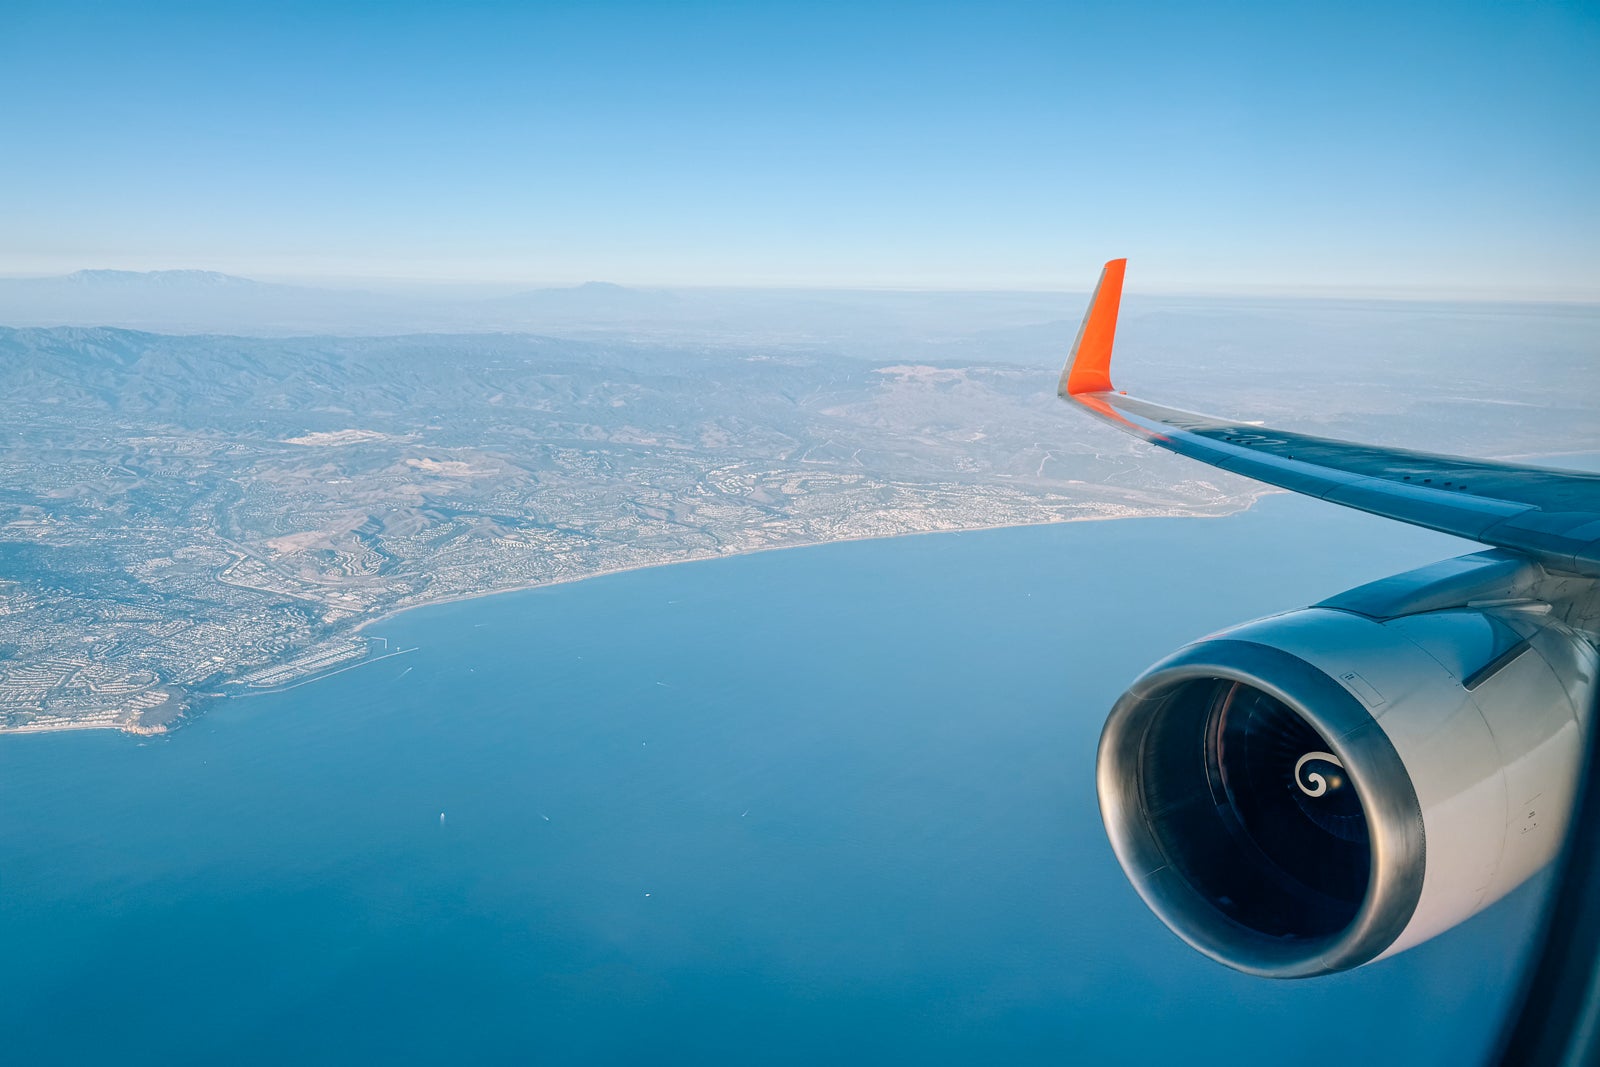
[1058,260,1600,578]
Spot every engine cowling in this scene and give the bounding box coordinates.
[1098,601,1597,978]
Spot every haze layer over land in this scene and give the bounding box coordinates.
[0,273,1595,733]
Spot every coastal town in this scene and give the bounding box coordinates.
[0,328,1263,734]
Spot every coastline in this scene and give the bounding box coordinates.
[348,494,1266,636]
[1,495,1267,739]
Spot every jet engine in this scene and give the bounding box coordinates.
[1097,556,1598,978]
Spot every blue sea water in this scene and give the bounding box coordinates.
[0,495,1545,1065]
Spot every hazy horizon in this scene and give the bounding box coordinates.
[4,265,1598,306]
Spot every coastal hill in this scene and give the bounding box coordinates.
[0,325,1258,733]
[0,288,1594,734]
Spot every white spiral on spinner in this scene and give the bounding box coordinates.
[1294,751,1344,797]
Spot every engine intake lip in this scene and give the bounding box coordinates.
[1098,638,1426,978]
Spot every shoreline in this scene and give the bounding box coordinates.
[1,496,1266,739]
[349,495,1266,636]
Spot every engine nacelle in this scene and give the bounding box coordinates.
[1098,594,1597,978]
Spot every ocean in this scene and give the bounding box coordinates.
[0,494,1545,1064]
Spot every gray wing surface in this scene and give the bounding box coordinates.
[1057,260,1600,577]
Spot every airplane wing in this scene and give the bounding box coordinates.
[1057,259,1600,578]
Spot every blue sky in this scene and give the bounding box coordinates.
[2,1,1596,295]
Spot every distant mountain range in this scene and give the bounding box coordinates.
[0,269,406,335]
[59,269,267,288]
[0,269,1078,352]
[13,269,1574,374]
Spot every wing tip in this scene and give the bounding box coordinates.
[1059,258,1128,397]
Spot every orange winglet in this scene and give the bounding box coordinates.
[1059,258,1126,396]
